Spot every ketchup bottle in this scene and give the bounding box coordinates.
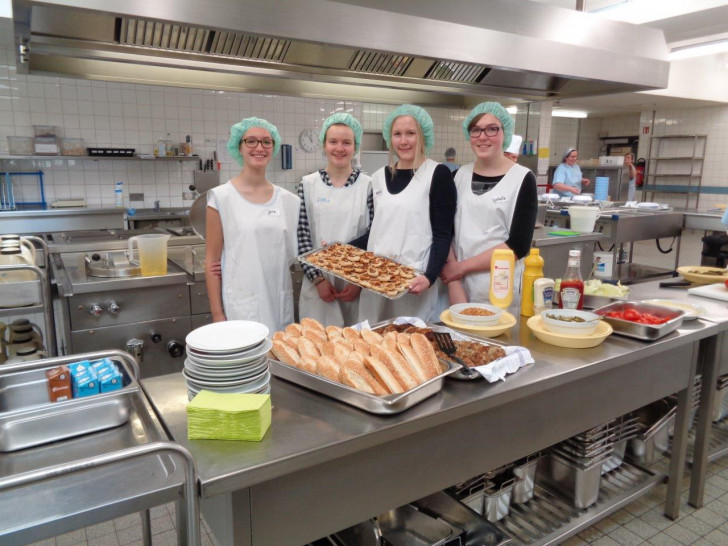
[559,249,584,310]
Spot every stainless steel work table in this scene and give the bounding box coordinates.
[626,280,728,510]
[142,311,722,545]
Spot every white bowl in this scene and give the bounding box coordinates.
[572,195,593,203]
[449,303,503,326]
[540,309,600,336]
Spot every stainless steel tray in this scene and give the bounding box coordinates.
[269,357,457,415]
[0,356,139,452]
[378,504,453,546]
[370,319,509,381]
[297,242,422,300]
[594,301,684,340]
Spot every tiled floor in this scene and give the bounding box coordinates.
[29,229,723,546]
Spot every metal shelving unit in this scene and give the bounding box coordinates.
[644,135,706,210]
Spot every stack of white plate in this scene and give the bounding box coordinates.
[183,321,272,399]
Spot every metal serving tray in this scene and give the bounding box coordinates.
[378,504,453,546]
[269,355,457,415]
[594,301,684,341]
[298,242,423,300]
[370,319,510,381]
[0,356,139,452]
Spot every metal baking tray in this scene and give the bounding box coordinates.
[269,356,457,414]
[0,357,138,452]
[370,319,510,381]
[378,504,454,546]
[297,242,422,300]
[594,301,684,340]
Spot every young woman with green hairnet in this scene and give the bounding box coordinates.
[440,102,538,304]
[353,104,457,323]
[205,117,300,333]
[297,113,373,326]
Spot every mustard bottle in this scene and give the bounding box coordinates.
[520,248,544,317]
[489,248,515,309]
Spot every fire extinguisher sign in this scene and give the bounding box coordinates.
[642,126,650,134]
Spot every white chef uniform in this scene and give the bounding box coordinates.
[358,159,442,323]
[298,171,372,326]
[453,163,531,303]
[207,182,300,333]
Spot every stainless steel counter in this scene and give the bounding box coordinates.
[531,227,602,279]
[682,210,727,232]
[0,208,125,235]
[143,300,723,545]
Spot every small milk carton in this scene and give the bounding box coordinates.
[45,365,72,402]
[69,361,99,398]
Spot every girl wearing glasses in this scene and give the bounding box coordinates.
[205,117,300,332]
[355,104,457,323]
[297,113,372,326]
[441,102,538,304]
[553,147,590,197]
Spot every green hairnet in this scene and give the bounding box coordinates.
[227,117,281,166]
[382,104,435,153]
[319,113,363,151]
[462,102,514,151]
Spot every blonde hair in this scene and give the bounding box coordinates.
[388,116,427,176]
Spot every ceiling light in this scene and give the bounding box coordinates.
[506,106,518,114]
[669,39,728,60]
[552,109,588,118]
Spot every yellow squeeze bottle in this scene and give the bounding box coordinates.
[489,248,515,309]
[520,248,544,317]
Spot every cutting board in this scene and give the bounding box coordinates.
[687,283,728,302]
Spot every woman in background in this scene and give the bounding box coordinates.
[205,117,300,333]
[552,147,590,197]
[355,104,456,323]
[440,102,537,304]
[297,113,372,326]
[624,152,637,201]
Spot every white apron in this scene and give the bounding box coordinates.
[453,163,531,303]
[208,182,300,333]
[358,159,442,323]
[298,171,372,326]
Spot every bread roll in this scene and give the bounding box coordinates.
[352,340,371,356]
[302,327,327,346]
[272,340,301,367]
[340,364,375,394]
[341,359,387,395]
[396,333,411,346]
[285,323,303,336]
[297,336,321,358]
[320,341,337,358]
[360,328,383,345]
[410,333,441,380]
[347,351,365,365]
[378,348,419,390]
[330,337,353,349]
[382,337,398,352]
[342,327,361,343]
[301,317,325,333]
[281,333,299,348]
[333,343,352,363]
[299,355,318,374]
[326,325,344,339]
[364,355,404,394]
[398,342,428,383]
[272,331,286,342]
[316,355,341,382]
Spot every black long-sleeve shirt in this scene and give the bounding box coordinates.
[351,164,457,285]
[470,170,538,259]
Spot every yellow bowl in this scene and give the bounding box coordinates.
[677,266,728,285]
[527,316,612,349]
[440,310,516,338]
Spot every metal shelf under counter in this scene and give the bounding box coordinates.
[0,207,125,235]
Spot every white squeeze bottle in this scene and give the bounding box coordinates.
[115,181,124,208]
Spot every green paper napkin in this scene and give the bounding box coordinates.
[187,390,271,441]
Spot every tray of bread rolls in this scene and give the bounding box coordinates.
[297,242,421,300]
[268,318,459,414]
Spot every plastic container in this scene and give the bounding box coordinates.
[33,137,59,155]
[7,137,34,155]
[521,248,544,317]
[559,250,584,310]
[114,181,124,208]
[128,233,171,276]
[33,125,57,138]
[60,138,86,156]
[594,177,610,201]
[489,248,515,309]
[534,277,554,314]
[593,251,614,278]
[568,206,598,233]
[599,156,624,166]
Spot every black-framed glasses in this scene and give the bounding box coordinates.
[242,138,274,149]
[469,126,501,138]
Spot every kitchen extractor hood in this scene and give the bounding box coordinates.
[11,0,671,107]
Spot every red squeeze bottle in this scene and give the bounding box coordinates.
[559,249,584,310]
